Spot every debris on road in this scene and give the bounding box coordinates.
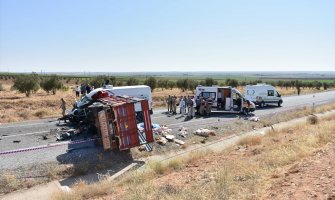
[178,127,188,138]
[138,144,147,151]
[165,134,175,141]
[42,135,48,140]
[13,140,21,143]
[194,128,216,137]
[51,128,79,141]
[249,116,259,122]
[156,136,168,145]
[156,125,172,135]
[174,138,185,145]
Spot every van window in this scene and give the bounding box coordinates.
[268,90,274,96]
[202,92,216,100]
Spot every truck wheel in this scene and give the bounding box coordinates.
[260,101,265,108]
[278,101,282,107]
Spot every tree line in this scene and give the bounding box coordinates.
[3,73,334,97]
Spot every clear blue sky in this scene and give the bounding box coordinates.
[0,0,334,72]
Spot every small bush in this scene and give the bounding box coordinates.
[237,136,262,146]
[0,172,18,194]
[307,115,318,125]
[149,161,167,175]
[168,159,182,170]
[17,111,30,119]
[34,110,49,118]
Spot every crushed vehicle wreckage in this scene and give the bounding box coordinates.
[58,86,155,151]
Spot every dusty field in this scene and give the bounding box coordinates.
[0,80,75,123]
[52,113,335,200]
[0,79,325,123]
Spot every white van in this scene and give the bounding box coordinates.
[76,85,153,114]
[244,84,283,107]
[195,85,255,114]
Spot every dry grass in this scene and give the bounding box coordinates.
[51,180,117,200]
[237,135,263,146]
[148,150,210,175]
[52,114,335,200]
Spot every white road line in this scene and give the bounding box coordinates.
[1,131,49,138]
[0,122,48,129]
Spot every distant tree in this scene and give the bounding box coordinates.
[40,75,63,95]
[167,80,176,90]
[307,81,313,89]
[12,73,40,97]
[66,77,72,83]
[126,77,139,86]
[116,80,125,86]
[277,80,284,89]
[144,77,157,92]
[225,78,239,88]
[176,79,188,92]
[204,77,217,86]
[295,80,301,95]
[240,81,247,86]
[323,82,329,90]
[284,81,290,90]
[109,76,117,85]
[90,75,109,88]
[157,79,168,90]
[0,83,3,91]
[187,79,199,92]
[313,81,322,90]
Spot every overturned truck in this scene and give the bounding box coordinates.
[87,95,154,151]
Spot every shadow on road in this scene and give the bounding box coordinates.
[55,124,144,187]
[57,145,144,187]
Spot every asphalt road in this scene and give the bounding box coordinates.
[0,90,334,170]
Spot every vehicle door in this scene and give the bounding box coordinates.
[267,89,275,103]
[232,91,242,111]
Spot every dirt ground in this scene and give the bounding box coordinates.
[265,142,335,200]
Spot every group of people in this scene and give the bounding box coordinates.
[166,95,213,119]
[75,83,94,97]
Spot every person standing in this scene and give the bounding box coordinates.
[179,96,185,114]
[166,95,171,113]
[60,98,66,117]
[75,85,80,97]
[195,96,200,115]
[81,83,86,95]
[187,96,191,113]
[171,95,177,115]
[86,84,91,94]
[192,96,196,118]
[205,98,213,116]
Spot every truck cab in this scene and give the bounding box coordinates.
[195,85,255,114]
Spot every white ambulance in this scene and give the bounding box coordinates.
[244,83,283,107]
[77,85,153,114]
[195,85,255,114]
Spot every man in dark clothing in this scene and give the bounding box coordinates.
[86,84,91,94]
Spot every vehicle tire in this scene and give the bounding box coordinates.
[260,101,265,108]
[278,101,282,107]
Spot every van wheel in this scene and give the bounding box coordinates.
[260,101,265,108]
[278,101,282,107]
